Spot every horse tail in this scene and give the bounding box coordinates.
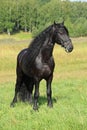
[16,48,28,75]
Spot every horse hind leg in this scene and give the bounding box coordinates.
[24,77,34,104]
[18,83,28,102]
[28,79,34,104]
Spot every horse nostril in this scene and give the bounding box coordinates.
[69,45,73,52]
[65,45,73,53]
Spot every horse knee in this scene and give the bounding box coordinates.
[47,89,52,97]
[34,92,39,99]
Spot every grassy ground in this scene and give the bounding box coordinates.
[0,34,87,130]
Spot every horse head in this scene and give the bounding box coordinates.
[53,21,73,53]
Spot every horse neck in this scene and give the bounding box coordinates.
[26,26,54,65]
[40,37,55,62]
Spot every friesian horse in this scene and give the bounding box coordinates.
[11,21,73,110]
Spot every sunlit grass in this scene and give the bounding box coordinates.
[0,37,87,81]
[0,36,87,130]
[53,37,87,80]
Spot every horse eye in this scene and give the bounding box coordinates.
[59,31,63,35]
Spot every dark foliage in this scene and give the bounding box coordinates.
[0,0,87,37]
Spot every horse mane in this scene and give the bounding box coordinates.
[26,25,53,68]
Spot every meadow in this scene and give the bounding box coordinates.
[0,33,87,130]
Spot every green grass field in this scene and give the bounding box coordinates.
[0,34,87,130]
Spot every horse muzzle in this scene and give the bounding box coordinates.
[64,40,73,53]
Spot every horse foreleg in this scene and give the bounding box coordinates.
[33,81,39,110]
[46,75,53,108]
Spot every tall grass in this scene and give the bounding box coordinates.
[0,36,87,130]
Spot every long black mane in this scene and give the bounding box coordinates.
[27,25,53,68]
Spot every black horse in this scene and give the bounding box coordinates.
[11,21,73,110]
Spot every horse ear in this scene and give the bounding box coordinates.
[54,21,56,25]
[61,21,64,25]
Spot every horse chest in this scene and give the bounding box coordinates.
[33,56,54,79]
[36,64,52,78]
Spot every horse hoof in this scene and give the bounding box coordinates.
[10,102,15,107]
[29,102,33,106]
[29,100,33,105]
[33,106,38,111]
[47,103,53,108]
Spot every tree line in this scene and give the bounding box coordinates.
[0,0,87,37]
